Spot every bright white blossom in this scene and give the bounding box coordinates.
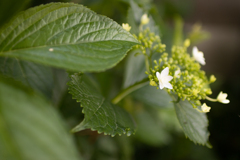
[156,67,173,90]
[192,46,206,65]
[217,91,230,104]
[174,69,181,78]
[201,103,211,113]
[122,23,131,31]
[141,14,149,25]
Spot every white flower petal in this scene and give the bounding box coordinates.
[164,76,173,82]
[192,46,206,65]
[222,99,230,104]
[161,67,169,77]
[156,72,160,79]
[192,46,198,55]
[217,91,229,103]
[201,103,211,113]
[156,67,173,90]
[164,82,173,89]
[174,69,180,78]
[159,81,164,89]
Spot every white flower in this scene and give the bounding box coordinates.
[217,91,230,104]
[141,14,149,25]
[156,67,173,90]
[192,46,206,65]
[174,69,181,78]
[201,103,211,113]
[122,23,131,32]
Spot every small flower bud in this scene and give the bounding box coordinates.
[141,14,150,25]
[150,79,157,86]
[209,75,216,83]
[184,39,190,48]
[217,91,230,104]
[201,103,211,113]
[122,23,131,31]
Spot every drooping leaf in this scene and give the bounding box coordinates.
[0,3,138,72]
[68,73,136,136]
[174,100,210,145]
[132,85,174,108]
[0,77,81,160]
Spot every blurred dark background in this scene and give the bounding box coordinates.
[2,0,240,159]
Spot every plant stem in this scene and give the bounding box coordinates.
[112,78,149,104]
[205,96,217,102]
[145,56,150,72]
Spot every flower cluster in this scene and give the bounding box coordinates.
[132,28,166,56]
[146,44,212,108]
[123,14,229,113]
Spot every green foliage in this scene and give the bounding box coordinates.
[68,73,136,136]
[0,57,54,97]
[174,99,209,145]
[0,77,81,160]
[127,0,159,35]
[0,3,138,72]
[0,0,223,159]
[132,85,174,108]
[123,50,147,88]
[133,106,181,146]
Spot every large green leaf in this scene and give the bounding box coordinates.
[174,100,210,145]
[0,3,138,72]
[68,73,136,136]
[0,77,81,160]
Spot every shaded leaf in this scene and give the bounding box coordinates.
[123,50,147,88]
[127,0,159,34]
[134,106,180,146]
[0,57,54,98]
[0,77,81,160]
[0,57,69,105]
[0,3,138,72]
[132,85,174,108]
[68,73,136,136]
[174,100,210,145]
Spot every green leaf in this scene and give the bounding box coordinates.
[123,50,147,88]
[0,57,54,98]
[0,57,69,106]
[134,106,180,146]
[174,99,210,145]
[68,73,136,136]
[0,3,138,72]
[132,85,174,108]
[127,0,159,34]
[0,77,81,160]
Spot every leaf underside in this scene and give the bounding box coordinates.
[0,3,138,72]
[68,73,136,137]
